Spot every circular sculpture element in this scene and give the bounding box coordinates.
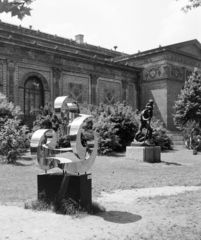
[30,96,98,174]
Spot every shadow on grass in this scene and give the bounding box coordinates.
[161,148,179,153]
[14,162,34,167]
[160,161,183,166]
[98,210,142,224]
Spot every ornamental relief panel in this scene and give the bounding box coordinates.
[98,78,121,105]
[143,64,184,81]
[62,72,90,103]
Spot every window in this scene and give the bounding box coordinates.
[24,77,44,115]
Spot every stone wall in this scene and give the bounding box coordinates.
[0,55,139,115]
[141,80,168,127]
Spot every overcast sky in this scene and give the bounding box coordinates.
[0,0,200,54]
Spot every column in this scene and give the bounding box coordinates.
[90,74,98,105]
[7,60,16,104]
[122,80,128,104]
[53,67,62,99]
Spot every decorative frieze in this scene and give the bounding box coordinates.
[143,64,184,81]
[129,53,201,68]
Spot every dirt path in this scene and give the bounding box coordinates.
[1,186,201,240]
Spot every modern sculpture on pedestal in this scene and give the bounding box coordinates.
[30,96,98,207]
[126,100,161,163]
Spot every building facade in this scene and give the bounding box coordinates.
[1,21,201,131]
[115,40,201,131]
[0,21,140,122]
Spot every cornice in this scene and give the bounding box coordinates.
[114,46,201,64]
[0,21,123,59]
[125,51,201,69]
[0,38,141,74]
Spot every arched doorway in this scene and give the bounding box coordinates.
[24,76,44,116]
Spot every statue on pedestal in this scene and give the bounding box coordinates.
[133,99,155,146]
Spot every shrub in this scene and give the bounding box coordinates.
[151,118,173,150]
[81,102,139,154]
[34,101,173,156]
[94,114,120,155]
[81,102,172,154]
[183,122,201,151]
[0,94,30,163]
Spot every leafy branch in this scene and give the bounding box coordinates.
[0,0,35,20]
[176,0,201,13]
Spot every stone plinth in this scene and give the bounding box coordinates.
[37,173,92,206]
[126,146,161,163]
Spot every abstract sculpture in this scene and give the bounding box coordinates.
[30,96,98,174]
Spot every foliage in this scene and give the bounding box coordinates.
[151,118,173,150]
[32,102,60,132]
[33,101,172,156]
[173,71,201,129]
[0,92,22,118]
[81,102,139,155]
[25,196,105,217]
[0,0,34,20]
[94,115,121,155]
[176,0,201,12]
[0,93,29,163]
[81,102,172,154]
[57,134,70,148]
[32,102,70,148]
[24,198,52,211]
[183,122,201,151]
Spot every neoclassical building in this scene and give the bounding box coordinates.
[0,21,201,135]
[115,40,201,131]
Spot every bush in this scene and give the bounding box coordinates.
[81,102,172,154]
[34,101,173,156]
[151,118,173,150]
[183,122,201,151]
[81,102,139,154]
[0,93,30,163]
[94,115,120,155]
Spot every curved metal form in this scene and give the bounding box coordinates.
[30,96,98,174]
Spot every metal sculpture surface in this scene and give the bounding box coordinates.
[30,96,98,174]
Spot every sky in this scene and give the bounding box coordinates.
[0,0,200,54]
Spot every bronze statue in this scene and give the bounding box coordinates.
[134,99,154,144]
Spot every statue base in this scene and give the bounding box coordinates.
[37,172,92,207]
[126,143,161,163]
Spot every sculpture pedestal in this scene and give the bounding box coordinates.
[126,145,161,163]
[37,172,92,207]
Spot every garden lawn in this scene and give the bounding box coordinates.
[1,146,201,240]
[0,146,201,205]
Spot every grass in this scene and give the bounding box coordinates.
[0,146,201,205]
[24,197,106,218]
[1,146,201,239]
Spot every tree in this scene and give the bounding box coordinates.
[173,71,201,129]
[0,0,34,20]
[176,0,201,12]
